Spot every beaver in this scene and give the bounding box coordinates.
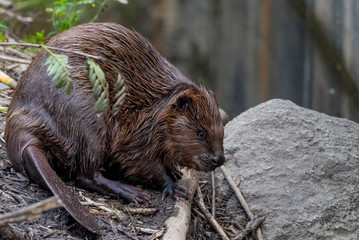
[5,23,225,233]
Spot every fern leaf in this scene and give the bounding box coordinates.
[43,47,73,94]
[94,91,109,117]
[86,58,109,117]
[112,72,127,116]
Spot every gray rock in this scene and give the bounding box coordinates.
[216,99,359,240]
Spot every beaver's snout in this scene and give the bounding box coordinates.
[200,153,225,171]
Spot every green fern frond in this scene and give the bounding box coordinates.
[43,45,73,94]
[113,72,126,116]
[86,58,109,117]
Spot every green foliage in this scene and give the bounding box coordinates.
[86,58,109,117]
[0,107,7,114]
[45,0,128,36]
[43,46,73,94]
[113,71,126,116]
[23,30,47,45]
[0,23,7,29]
[46,0,84,35]
[0,22,7,42]
[42,51,127,117]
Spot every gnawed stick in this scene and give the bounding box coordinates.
[0,196,62,226]
[163,169,198,240]
[0,70,17,89]
[220,165,264,240]
[195,186,230,240]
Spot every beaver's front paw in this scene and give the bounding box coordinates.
[161,181,189,201]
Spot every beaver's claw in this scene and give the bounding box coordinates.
[167,167,184,182]
[161,181,189,201]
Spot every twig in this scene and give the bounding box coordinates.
[79,193,127,220]
[233,216,266,240]
[135,226,160,234]
[195,186,230,240]
[4,190,26,204]
[220,166,253,219]
[108,219,120,239]
[0,54,31,64]
[0,42,105,61]
[149,229,165,240]
[0,46,33,59]
[211,171,216,218]
[192,208,206,221]
[117,225,139,240]
[6,63,19,70]
[0,196,62,226]
[124,207,158,215]
[0,8,33,23]
[220,166,264,240]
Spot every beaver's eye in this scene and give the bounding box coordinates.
[197,130,207,140]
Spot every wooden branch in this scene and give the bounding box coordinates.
[135,226,163,235]
[195,186,230,240]
[0,42,105,61]
[233,216,266,240]
[0,46,33,59]
[0,8,33,23]
[163,169,199,240]
[220,165,264,240]
[79,193,127,220]
[0,196,62,226]
[220,166,254,219]
[0,70,17,89]
[0,54,31,64]
[211,171,216,218]
[148,228,164,240]
[124,207,158,215]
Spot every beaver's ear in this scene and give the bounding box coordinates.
[176,94,191,112]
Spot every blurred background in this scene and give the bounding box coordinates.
[2,0,359,122]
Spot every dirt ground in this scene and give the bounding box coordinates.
[0,89,249,240]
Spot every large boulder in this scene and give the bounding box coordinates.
[216,99,359,239]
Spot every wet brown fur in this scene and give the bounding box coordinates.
[5,23,224,192]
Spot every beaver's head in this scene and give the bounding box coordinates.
[163,86,225,172]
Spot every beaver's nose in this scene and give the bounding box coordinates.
[212,154,225,167]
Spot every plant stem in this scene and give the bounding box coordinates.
[41,45,71,78]
[90,0,109,23]
[0,42,105,61]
